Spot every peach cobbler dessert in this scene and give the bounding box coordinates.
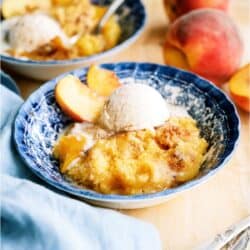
[1,0,121,60]
[53,65,208,195]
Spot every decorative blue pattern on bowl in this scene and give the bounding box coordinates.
[1,0,146,65]
[14,63,240,205]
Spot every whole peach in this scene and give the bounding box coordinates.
[164,0,229,21]
[163,9,243,85]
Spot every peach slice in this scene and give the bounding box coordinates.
[87,64,121,96]
[53,135,86,173]
[76,35,105,57]
[229,64,250,112]
[102,16,121,50]
[93,6,107,21]
[55,75,105,122]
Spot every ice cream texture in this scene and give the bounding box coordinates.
[8,13,68,52]
[99,83,170,132]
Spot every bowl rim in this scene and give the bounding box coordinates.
[14,62,240,202]
[1,0,146,66]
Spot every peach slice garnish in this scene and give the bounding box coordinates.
[55,75,105,122]
[229,64,250,112]
[87,64,121,96]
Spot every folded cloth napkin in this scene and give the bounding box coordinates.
[0,85,162,250]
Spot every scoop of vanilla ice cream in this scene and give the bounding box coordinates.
[8,13,69,52]
[99,83,170,132]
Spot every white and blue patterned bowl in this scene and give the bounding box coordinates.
[1,0,146,80]
[14,62,240,209]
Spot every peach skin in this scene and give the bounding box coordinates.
[163,0,229,21]
[163,9,243,85]
[55,75,105,122]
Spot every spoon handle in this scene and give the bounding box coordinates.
[97,0,124,32]
[195,216,250,250]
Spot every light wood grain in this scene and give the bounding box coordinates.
[10,0,250,249]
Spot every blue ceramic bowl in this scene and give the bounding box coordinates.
[14,62,240,209]
[1,0,146,80]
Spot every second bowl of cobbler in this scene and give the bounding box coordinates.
[0,0,146,80]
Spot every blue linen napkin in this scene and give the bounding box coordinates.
[0,85,162,250]
[0,71,20,95]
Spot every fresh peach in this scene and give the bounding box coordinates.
[163,0,229,21]
[163,9,243,85]
[229,64,250,112]
[55,75,105,122]
[87,64,121,96]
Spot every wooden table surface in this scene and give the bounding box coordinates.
[7,1,250,249]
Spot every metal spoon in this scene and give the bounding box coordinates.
[195,216,250,250]
[70,0,124,45]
